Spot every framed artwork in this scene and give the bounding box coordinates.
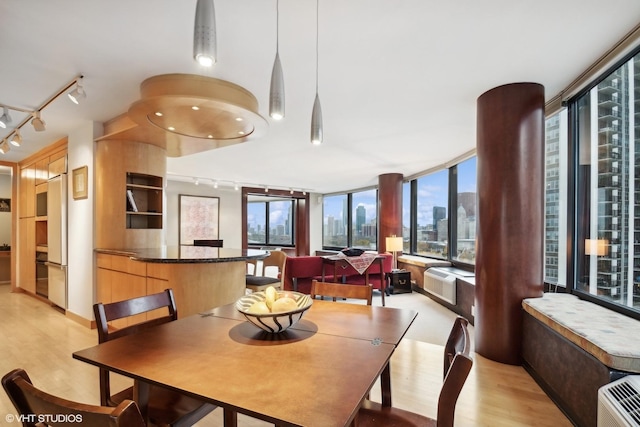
[72,166,88,200]
[179,195,219,245]
[0,198,10,212]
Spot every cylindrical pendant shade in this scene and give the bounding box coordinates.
[475,82,545,365]
[193,0,217,67]
[269,52,285,120]
[310,93,322,145]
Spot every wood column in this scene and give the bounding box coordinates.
[475,83,545,365]
[378,173,403,253]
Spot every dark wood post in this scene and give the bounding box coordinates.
[475,83,545,365]
[378,173,403,253]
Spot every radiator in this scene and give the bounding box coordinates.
[423,268,456,304]
[598,375,640,426]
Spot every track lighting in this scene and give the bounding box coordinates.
[67,77,86,104]
[0,107,11,129]
[10,130,21,147]
[31,111,46,132]
[193,0,217,67]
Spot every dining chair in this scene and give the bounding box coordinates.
[310,279,373,305]
[246,250,287,292]
[2,368,146,427]
[355,316,473,427]
[93,289,217,427]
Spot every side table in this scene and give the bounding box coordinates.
[386,270,412,295]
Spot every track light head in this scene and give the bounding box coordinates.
[31,111,46,132]
[68,78,86,104]
[0,107,12,128]
[10,130,21,147]
[0,140,10,154]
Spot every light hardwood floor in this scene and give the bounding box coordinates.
[0,285,571,426]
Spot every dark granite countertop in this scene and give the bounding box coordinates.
[95,247,269,264]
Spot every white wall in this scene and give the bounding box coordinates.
[164,181,242,248]
[67,121,101,320]
[0,174,11,246]
[165,181,324,254]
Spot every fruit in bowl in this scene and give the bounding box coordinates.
[236,286,313,333]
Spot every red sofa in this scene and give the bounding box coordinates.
[283,253,393,294]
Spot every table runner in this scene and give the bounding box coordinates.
[327,253,378,275]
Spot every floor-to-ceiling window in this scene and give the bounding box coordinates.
[573,51,640,313]
[322,194,349,249]
[415,169,449,259]
[351,189,377,250]
[453,157,477,264]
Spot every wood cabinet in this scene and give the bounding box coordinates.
[19,163,36,218]
[96,252,246,319]
[18,218,35,293]
[126,173,163,229]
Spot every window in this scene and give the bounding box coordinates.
[323,194,348,248]
[415,169,448,259]
[247,199,293,247]
[453,157,477,264]
[351,189,377,249]
[402,181,411,253]
[544,111,568,286]
[573,51,640,314]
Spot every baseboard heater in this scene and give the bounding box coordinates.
[423,267,456,305]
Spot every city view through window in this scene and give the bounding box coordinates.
[247,199,293,246]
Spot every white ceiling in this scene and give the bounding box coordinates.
[1,1,639,193]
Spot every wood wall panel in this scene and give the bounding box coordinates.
[95,140,166,249]
[378,173,403,253]
[475,83,545,365]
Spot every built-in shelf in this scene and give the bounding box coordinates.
[126,172,163,229]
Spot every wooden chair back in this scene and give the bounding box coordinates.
[193,239,223,247]
[92,289,216,425]
[246,250,287,291]
[310,280,373,305]
[93,289,178,407]
[443,316,470,379]
[2,368,146,427]
[262,250,287,280]
[436,353,473,427]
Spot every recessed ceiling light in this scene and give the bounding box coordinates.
[192,106,200,110]
[155,111,163,116]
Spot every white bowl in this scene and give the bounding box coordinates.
[236,291,313,333]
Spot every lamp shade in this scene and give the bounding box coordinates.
[585,239,607,256]
[386,236,403,252]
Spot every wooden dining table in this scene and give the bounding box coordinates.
[73,299,417,427]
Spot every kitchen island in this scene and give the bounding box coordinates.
[95,247,268,319]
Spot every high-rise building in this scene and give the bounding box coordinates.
[433,206,446,229]
[355,204,366,234]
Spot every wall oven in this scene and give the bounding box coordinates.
[35,251,48,298]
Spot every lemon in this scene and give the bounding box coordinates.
[271,297,297,313]
[264,286,278,310]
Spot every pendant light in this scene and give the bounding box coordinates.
[310,0,322,145]
[194,0,217,67]
[269,0,285,120]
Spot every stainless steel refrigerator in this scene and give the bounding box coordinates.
[46,173,67,309]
